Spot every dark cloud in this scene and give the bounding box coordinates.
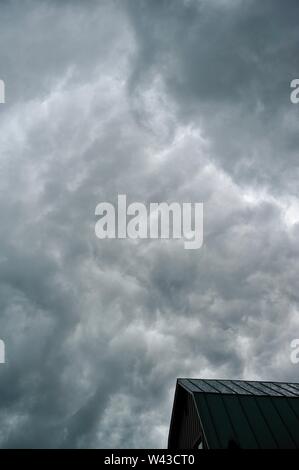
[0,0,298,449]
[126,0,299,189]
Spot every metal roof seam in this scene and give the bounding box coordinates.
[282,382,299,395]
[178,378,196,390]
[259,382,284,396]
[286,398,299,420]
[181,378,299,397]
[244,381,270,396]
[216,379,238,394]
[275,383,299,397]
[270,397,298,449]
[253,396,280,449]
[200,378,221,393]
[263,382,296,397]
[219,395,240,446]
[231,380,254,395]
[187,379,205,393]
[236,395,261,449]
[201,393,222,449]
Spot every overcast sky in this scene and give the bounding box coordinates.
[0,0,299,448]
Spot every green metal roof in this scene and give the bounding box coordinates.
[168,379,299,449]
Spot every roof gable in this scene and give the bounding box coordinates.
[168,379,299,449]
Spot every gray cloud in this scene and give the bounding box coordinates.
[126,0,299,189]
[0,0,298,448]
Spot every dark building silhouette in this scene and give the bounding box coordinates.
[168,378,299,449]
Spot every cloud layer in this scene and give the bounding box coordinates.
[0,0,299,448]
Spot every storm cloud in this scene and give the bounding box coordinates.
[0,0,299,448]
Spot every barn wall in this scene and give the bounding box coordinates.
[168,385,202,449]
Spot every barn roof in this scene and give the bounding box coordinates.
[168,379,299,449]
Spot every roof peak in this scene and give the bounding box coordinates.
[178,378,299,397]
